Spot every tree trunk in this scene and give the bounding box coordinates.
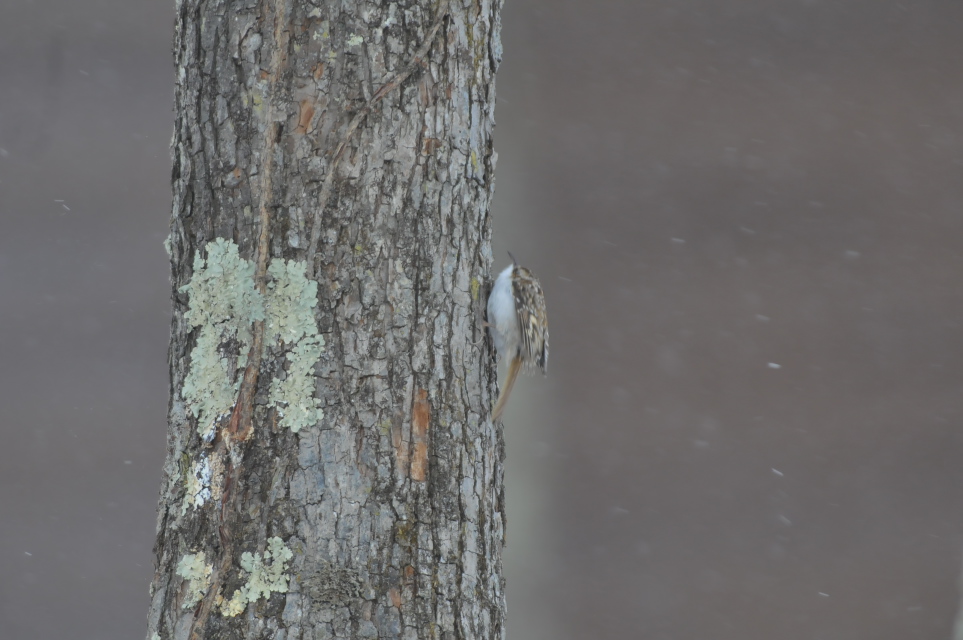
[147,0,505,638]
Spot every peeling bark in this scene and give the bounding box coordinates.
[148,0,505,637]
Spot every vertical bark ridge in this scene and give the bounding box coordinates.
[184,3,296,636]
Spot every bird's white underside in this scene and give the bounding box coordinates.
[487,264,519,362]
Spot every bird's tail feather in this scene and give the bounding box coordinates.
[492,356,522,421]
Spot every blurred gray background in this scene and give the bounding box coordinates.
[3,1,963,638]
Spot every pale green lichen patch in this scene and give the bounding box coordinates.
[265,259,325,433]
[176,551,213,609]
[346,33,364,47]
[268,336,324,432]
[220,537,293,617]
[179,239,324,437]
[180,238,263,439]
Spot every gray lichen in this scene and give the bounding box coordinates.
[303,562,365,606]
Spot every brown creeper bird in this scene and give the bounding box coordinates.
[487,254,549,421]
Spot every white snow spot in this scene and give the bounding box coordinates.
[182,456,213,514]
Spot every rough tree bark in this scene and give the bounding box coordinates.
[147,0,505,638]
